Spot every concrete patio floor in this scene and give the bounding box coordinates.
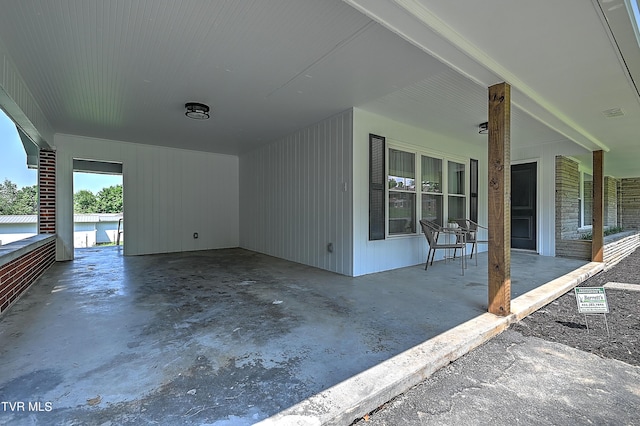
[0,247,594,425]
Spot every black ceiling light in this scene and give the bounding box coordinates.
[185,102,210,120]
[478,122,488,134]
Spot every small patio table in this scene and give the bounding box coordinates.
[436,226,467,272]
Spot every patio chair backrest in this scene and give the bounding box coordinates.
[419,219,439,246]
[454,218,477,243]
[454,219,474,230]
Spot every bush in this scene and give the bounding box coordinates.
[580,226,624,240]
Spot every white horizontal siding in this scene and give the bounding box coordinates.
[240,110,353,275]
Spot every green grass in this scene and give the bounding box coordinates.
[96,242,122,247]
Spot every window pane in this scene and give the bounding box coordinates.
[578,200,583,228]
[448,161,465,195]
[422,194,443,226]
[389,149,415,191]
[448,196,466,221]
[389,192,416,234]
[421,155,442,193]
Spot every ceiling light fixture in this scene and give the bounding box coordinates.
[185,102,210,120]
[478,122,488,134]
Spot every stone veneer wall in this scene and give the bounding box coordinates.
[604,176,618,227]
[618,178,640,230]
[555,157,580,260]
[555,156,622,260]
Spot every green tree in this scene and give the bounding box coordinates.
[13,185,38,215]
[96,184,123,213]
[0,178,18,214]
[0,179,38,215]
[74,190,98,213]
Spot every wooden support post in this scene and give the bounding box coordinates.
[487,82,511,316]
[592,150,604,262]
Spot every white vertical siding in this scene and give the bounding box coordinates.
[352,108,488,276]
[54,134,239,259]
[239,110,353,276]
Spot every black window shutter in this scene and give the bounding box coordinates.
[369,134,385,240]
[470,158,479,223]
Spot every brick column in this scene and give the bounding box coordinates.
[38,149,56,234]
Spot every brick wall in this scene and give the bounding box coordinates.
[0,149,59,315]
[618,178,640,230]
[38,149,56,234]
[0,238,56,315]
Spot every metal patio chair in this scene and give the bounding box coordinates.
[454,219,488,266]
[419,219,466,275]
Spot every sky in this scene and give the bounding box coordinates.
[0,110,121,193]
[632,0,640,46]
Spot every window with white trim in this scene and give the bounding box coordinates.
[447,160,466,223]
[421,155,443,226]
[387,145,468,236]
[388,149,416,234]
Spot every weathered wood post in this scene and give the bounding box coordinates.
[592,150,604,262]
[487,82,511,316]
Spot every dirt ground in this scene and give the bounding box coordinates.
[511,248,640,367]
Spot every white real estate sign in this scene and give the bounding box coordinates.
[575,287,609,314]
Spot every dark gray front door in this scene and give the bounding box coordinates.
[511,162,537,250]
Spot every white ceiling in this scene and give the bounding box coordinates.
[347,0,640,177]
[0,0,639,176]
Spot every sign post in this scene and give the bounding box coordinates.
[574,287,610,337]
